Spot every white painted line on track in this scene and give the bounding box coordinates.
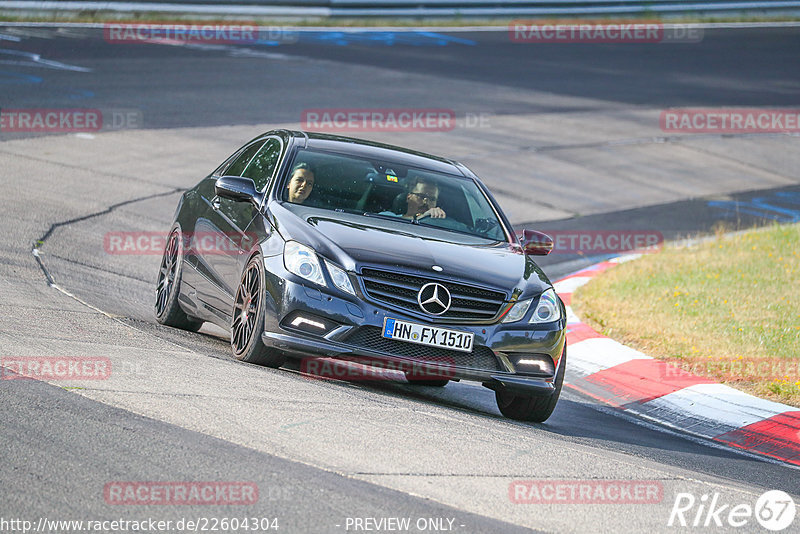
[644,383,795,429]
[564,305,581,325]
[553,276,592,294]
[569,337,652,376]
[569,392,800,471]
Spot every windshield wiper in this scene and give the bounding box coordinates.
[362,212,416,225]
[333,208,366,215]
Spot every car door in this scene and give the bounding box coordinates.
[195,137,284,317]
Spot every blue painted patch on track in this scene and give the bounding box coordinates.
[708,191,800,223]
[65,89,95,100]
[0,70,42,85]
[256,31,475,47]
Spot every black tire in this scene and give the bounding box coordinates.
[155,227,203,332]
[231,254,286,368]
[495,347,566,423]
[405,374,449,387]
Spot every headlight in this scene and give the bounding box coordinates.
[283,241,325,287]
[501,298,532,323]
[501,288,562,324]
[324,259,355,296]
[529,288,561,324]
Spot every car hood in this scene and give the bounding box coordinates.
[270,203,552,299]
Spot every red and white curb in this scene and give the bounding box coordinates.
[555,256,800,467]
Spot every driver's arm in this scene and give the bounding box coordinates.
[418,206,446,219]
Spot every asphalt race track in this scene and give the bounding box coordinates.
[1,24,799,533]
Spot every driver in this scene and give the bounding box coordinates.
[382,177,446,220]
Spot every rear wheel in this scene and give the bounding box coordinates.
[231,255,286,368]
[154,228,203,332]
[495,347,566,422]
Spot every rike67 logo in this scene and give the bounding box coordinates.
[668,490,796,531]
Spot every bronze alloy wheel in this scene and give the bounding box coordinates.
[155,231,179,317]
[154,228,203,332]
[232,260,262,355]
[230,255,286,368]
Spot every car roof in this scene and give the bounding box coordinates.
[272,130,468,177]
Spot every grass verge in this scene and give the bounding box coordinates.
[572,223,800,407]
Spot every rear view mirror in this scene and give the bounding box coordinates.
[518,229,553,256]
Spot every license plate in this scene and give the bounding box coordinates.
[382,318,474,353]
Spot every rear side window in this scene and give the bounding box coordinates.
[224,141,265,177]
[242,138,282,191]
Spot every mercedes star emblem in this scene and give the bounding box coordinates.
[417,283,451,315]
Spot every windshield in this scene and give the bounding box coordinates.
[280,148,508,242]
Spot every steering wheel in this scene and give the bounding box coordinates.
[473,218,501,236]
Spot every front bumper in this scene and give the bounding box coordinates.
[259,254,566,396]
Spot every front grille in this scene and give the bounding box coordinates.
[343,326,502,372]
[360,268,506,321]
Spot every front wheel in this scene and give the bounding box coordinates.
[231,255,286,368]
[495,347,566,422]
[154,227,203,332]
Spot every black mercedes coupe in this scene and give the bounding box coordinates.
[155,130,567,422]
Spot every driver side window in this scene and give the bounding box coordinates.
[242,138,282,191]
[225,141,265,177]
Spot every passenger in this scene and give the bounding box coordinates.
[382,177,446,220]
[286,163,315,204]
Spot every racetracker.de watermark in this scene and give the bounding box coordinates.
[509,21,702,43]
[0,357,111,380]
[509,480,663,504]
[662,358,800,382]
[0,108,142,133]
[104,231,258,255]
[660,109,800,133]
[301,357,456,381]
[302,109,460,132]
[103,23,298,45]
[521,230,663,254]
[104,482,259,505]
[0,517,279,533]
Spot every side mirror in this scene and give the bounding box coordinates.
[518,229,553,256]
[214,176,263,206]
